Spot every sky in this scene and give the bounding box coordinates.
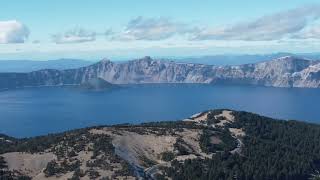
[1,0,320,60]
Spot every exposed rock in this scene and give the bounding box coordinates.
[1,56,319,89]
[79,77,118,90]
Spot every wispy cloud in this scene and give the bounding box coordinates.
[52,28,96,44]
[105,28,114,36]
[0,20,29,44]
[48,5,320,44]
[192,5,320,41]
[32,40,40,44]
[292,26,320,39]
[110,16,197,41]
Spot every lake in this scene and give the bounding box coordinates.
[0,84,319,137]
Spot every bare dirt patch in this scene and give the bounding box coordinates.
[192,112,208,122]
[210,136,222,144]
[2,152,56,177]
[215,110,235,126]
[184,112,209,123]
[33,171,73,180]
[177,129,212,159]
[229,128,245,137]
[112,131,176,168]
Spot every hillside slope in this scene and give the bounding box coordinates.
[1,110,320,180]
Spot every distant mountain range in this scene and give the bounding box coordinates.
[1,53,319,72]
[0,59,94,72]
[173,52,320,65]
[0,56,320,90]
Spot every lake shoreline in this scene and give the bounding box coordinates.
[0,84,319,137]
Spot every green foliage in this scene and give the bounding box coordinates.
[91,135,114,158]
[44,161,60,177]
[68,167,84,180]
[160,151,175,162]
[140,155,157,167]
[0,129,89,154]
[0,156,7,169]
[154,173,167,180]
[67,150,77,157]
[310,171,320,180]
[199,129,237,153]
[1,155,32,180]
[114,161,133,177]
[87,169,100,179]
[44,159,81,177]
[166,159,206,180]
[166,111,320,180]
[206,109,226,125]
[174,138,191,155]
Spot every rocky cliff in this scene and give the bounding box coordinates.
[0,56,319,90]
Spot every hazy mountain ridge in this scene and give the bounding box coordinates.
[0,56,320,90]
[175,52,298,65]
[0,59,94,72]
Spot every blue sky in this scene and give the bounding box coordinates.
[1,0,320,60]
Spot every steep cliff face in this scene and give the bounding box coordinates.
[86,57,216,84]
[0,56,319,89]
[210,56,319,87]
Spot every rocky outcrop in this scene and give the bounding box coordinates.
[79,77,119,90]
[0,56,319,90]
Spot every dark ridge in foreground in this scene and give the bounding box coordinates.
[0,56,320,90]
[1,110,320,180]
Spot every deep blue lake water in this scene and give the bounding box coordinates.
[0,84,319,137]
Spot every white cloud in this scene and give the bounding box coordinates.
[292,26,320,39]
[52,28,96,44]
[0,20,29,44]
[111,16,196,41]
[192,5,320,41]
[32,40,40,44]
[104,28,114,36]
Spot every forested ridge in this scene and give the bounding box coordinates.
[1,111,320,180]
[164,111,320,180]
